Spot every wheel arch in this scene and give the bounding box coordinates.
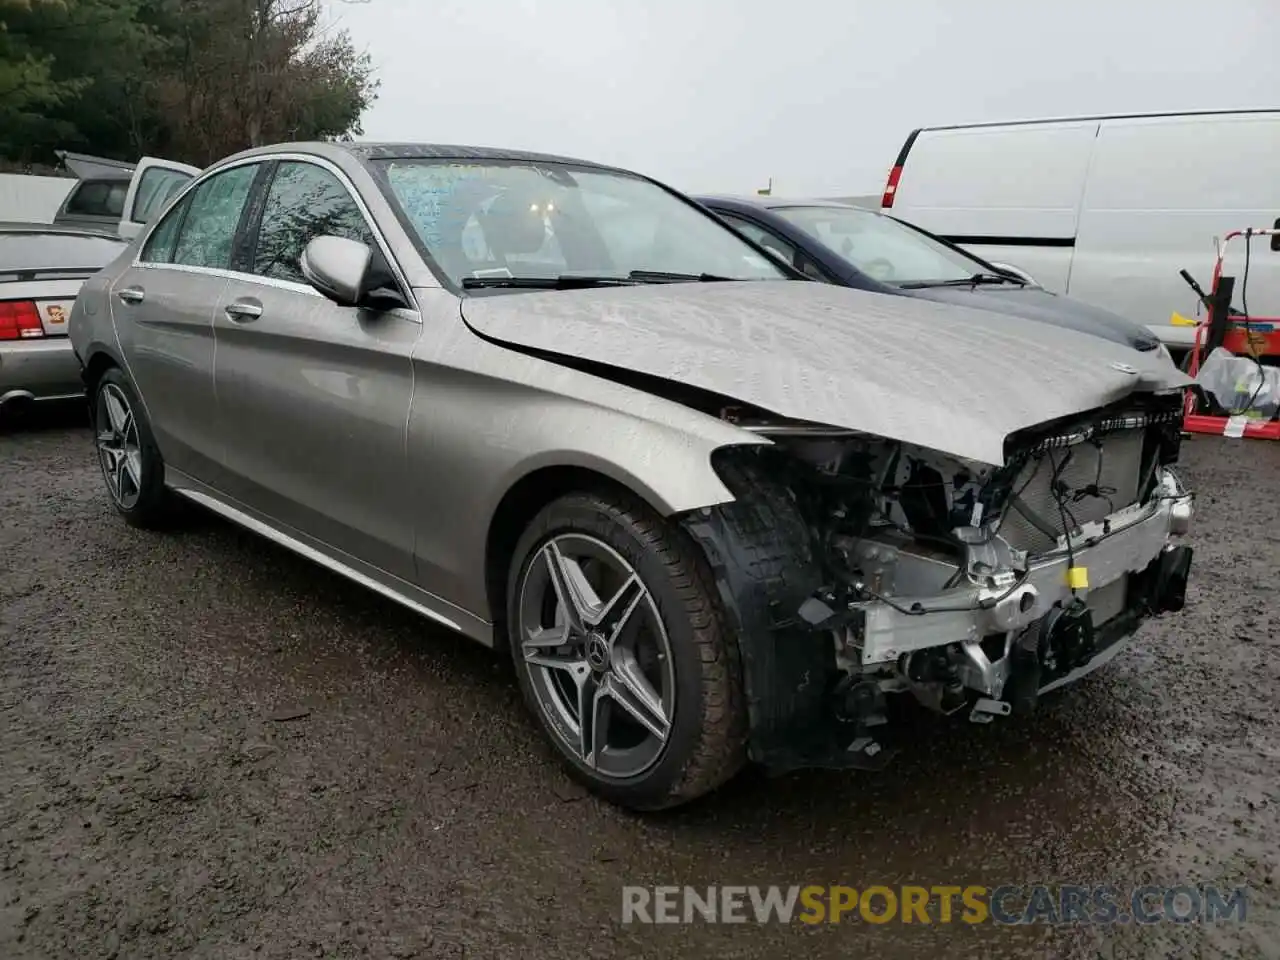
[81,344,124,395]
[482,453,730,651]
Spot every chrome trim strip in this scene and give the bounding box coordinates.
[133,261,322,294]
[172,486,467,634]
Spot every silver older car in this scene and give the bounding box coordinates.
[69,142,1196,810]
[1,222,128,420]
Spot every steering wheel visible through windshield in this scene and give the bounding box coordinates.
[375,159,787,290]
[773,205,995,287]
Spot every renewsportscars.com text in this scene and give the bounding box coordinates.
[621,884,1249,925]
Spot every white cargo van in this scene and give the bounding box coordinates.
[881,110,1280,351]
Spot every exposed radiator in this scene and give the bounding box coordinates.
[1086,574,1129,627]
[999,429,1147,554]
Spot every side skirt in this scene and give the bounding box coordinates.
[165,468,494,647]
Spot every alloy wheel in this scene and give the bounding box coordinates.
[95,382,143,510]
[517,533,675,779]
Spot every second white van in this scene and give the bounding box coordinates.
[882,109,1280,351]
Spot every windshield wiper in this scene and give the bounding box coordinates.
[898,272,1026,289]
[628,270,735,283]
[461,271,738,290]
[461,275,639,290]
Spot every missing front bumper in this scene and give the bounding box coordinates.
[684,454,1193,775]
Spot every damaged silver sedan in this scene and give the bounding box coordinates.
[68,142,1195,810]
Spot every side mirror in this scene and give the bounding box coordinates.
[300,235,372,307]
[987,261,1038,286]
[1271,218,1280,252]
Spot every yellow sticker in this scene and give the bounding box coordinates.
[1170,312,1198,327]
[1067,566,1089,590]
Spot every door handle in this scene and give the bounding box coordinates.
[116,286,145,305]
[224,299,263,322]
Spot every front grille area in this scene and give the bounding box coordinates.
[999,428,1147,554]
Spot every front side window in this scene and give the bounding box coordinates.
[375,159,786,289]
[171,164,259,270]
[252,161,375,284]
[773,205,984,286]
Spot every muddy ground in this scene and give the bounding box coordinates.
[1,406,1277,959]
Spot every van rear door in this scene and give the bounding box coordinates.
[118,157,201,239]
[1067,112,1280,349]
[884,121,1099,292]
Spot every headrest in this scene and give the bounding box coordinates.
[480,190,549,256]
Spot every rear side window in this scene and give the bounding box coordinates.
[140,194,193,264]
[65,180,128,218]
[251,161,374,284]
[170,164,259,270]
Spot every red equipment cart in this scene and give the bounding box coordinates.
[1180,227,1280,440]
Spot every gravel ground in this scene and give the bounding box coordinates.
[1,405,1277,959]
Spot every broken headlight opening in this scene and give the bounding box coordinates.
[699,395,1194,772]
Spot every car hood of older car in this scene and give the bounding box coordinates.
[460,281,1192,466]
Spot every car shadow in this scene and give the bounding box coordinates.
[0,397,90,435]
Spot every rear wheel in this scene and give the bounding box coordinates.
[92,367,170,528]
[507,491,747,810]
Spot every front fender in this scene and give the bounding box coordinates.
[405,343,772,618]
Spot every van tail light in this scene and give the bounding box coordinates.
[881,165,904,209]
[0,300,44,340]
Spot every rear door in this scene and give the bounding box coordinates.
[107,160,264,481]
[119,157,202,239]
[211,156,421,581]
[886,122,1099,292]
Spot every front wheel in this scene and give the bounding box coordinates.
[507,491,747,810]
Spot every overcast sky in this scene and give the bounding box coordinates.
[323,0,1278,197]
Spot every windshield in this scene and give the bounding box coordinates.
[375,159,786,289]
[773,205,985,286]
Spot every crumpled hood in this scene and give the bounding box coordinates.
[461,281,1192,466]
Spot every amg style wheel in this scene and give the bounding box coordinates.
[93,367,170,528]
[507,491,747,810]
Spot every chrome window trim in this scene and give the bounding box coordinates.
[133,151,420,322]
[132,262,419,323]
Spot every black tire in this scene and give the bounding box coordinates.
[506,490,747,810]
[91,366,171,529]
